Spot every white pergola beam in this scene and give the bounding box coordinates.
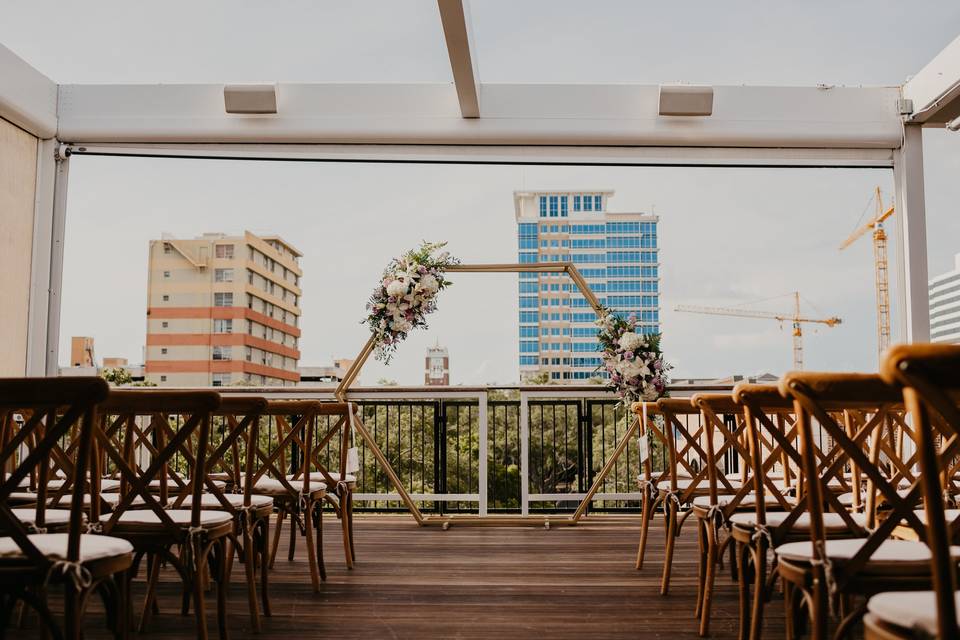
[903,34,960,125]
[0,44,58,138]
[57,83,902,147]
[437,0,480,118]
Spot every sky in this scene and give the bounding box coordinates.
[2,1,959,385]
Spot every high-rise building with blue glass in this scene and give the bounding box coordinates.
[515,190,660,382]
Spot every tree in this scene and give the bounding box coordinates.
[521,370,552,385]
[376,377,399,386]
[101,367,133,386]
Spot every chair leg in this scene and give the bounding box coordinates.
[257,518,272,617]
[810,573,828,640]
[783,582,795,640]
[316,501,327,582]
[346,489,356,563]
[140,554,162,629]
[340,495,354,569]
[749,543,767,640]
[304,500,321,593]
[64,582,80,640]
[660,499,678,595]
[193,553,210,640]
[215,540,229,640]
[243,525,261,632]
[269,511,284,569]
[699,522,719,636]
[695,518,707,619]
[636,491,652,570]
[287,508,298,562]
[736,542,751,640]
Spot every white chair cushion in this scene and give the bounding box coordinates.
[912,508,960,524]
[776,538,960,567]
[730,511,868,532]
[177,494,273,509]
[658,478,744,491]
[248,477,326,495]
[12,508,72,527]
[285,471,356,483]
[0,533,133,561]
[867,591,960,636]
[692,493,790,509]
[100,509,233,527]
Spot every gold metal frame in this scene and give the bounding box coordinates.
[334,262,622,527]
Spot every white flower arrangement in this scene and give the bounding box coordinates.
[364,242,459,363]
[595,307,671,405]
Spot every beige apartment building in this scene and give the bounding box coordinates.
[145,231,303,387]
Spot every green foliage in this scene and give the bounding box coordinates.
[101,368,133,386]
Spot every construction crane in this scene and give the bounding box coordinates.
[839,186,895,361]
[675,292,842,370]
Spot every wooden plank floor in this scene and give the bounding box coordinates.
[85,514,788,639]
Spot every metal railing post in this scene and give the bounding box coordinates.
[520,390,529,517]
[478,391,488,517]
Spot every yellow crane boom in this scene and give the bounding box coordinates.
[839,186,894,361]
[675,292,841,370]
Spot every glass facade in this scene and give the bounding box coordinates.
[516,191,660,382]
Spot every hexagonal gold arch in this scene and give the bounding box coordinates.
[332,262,610,527]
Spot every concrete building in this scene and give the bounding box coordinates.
[930,252,960,344]
[70,336,95,367]
[145,231,302,387]
[425,344,450,385]
[515,190,660,382]
[297,359,353,386]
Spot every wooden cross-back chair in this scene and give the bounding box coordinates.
[731,383,866,640]
[287,401,359,569]
[777,372,950,640]
[94,389,231,640]
[691,392,793,637]
[0,377,132,640]
[187,396,273,633]
[246,400,327,591]
[864,343,960,640]
[655,397,746,596]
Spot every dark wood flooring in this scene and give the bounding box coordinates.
[81,514,789,639]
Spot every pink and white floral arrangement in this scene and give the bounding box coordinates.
[595,308,671,404]
[364,242,460,363]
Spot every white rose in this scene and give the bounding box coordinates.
[390,318,413,333]
[618,331,646,352]
[386,279,409,298]
[417,274,439,294]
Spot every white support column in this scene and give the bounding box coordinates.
[43,145,70,375]
[478,390,488,517]
[892,124,930,343]
[519,390,529,516]
[25,139,58,375]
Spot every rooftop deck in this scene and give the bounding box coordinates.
[88,514,784,639]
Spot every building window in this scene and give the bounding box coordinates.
[163,270,170,278]
[214,292,233,307]
[160,375,167,382]
[162,295,169,302]
[160,348,167,355]
[213,319,233,333]
[560,196,568,217]
[215,244,234,259]
[214,268,234,282]
[548,195,559,217]
[539,196,547,217]
[212,346,232,361]
[161,321,169,328]
[212,373,230,387]
[583,195,593,212]
[163,243,171,254]
[594,195,603,211]
[573,196,581,211]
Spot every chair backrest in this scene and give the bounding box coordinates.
[96,390,220,537]
[250,400,322,496]
[203,396,269,513]
[690,393,753,514]
[780,372,914,586]
[634,401,671,495]
[883,344,960,640]
[0,377,107,569]
[733,383,804,542]
[297,402,359,488]
[656,397,721,504]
